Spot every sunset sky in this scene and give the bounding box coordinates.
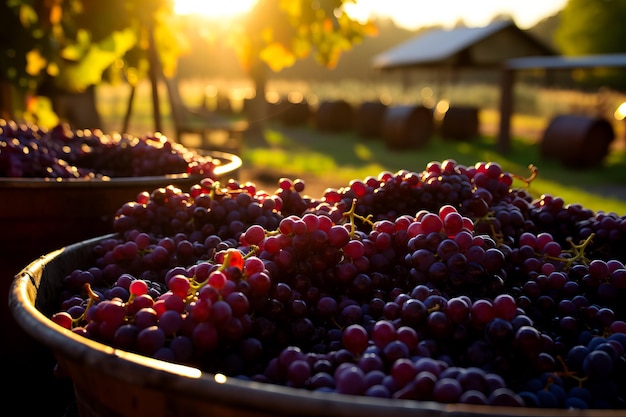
[174,0,568,29]
[343,0,568,29]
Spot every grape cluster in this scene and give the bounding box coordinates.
[0,118,218,178]
[49,159,626,410]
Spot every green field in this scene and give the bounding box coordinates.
[242,123,626,214]
[96,79,626,215]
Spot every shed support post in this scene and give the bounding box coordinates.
[497,67,516,154]
[147,22,162,133]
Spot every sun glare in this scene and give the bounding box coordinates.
[174,0,257,18]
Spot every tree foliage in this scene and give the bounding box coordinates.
[1,0,186,102]
[191,0,376,132]
[555,0,626,55]
[1,0,374,124]
[554,0,626,90]
[2,0,374,93]
[228,0,376,73]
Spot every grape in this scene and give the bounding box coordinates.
[43,158,626,411]
[342,324,369,356]
[334,365,366,395]
[286,359,311,388]
[0,119,220,178]
[134,307,159,329]
[136,326,166,355]
[471,299,495,326]
[459,389,488,405]
[51,312,73,330]
[493,293,517,321]
[488,387,524,407]
[583,350,614,380]
[433,377,463,403]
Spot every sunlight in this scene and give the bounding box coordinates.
[343,0,568,30]
[174,0,257,18]
[173,0,567,29]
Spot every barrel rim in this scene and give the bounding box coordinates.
[0,150,242,188]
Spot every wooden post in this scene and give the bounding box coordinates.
[147,23,162,133]
[122,85,135,134]
[497,67,515,154]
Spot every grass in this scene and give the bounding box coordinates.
[95,80,626,216]
[241,122,626,215]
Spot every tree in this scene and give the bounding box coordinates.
[213,0,377,135]
[1,0,375,133]
[554,0,626,89]
[0,0,187,127]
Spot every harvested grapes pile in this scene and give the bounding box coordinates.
[49,159,626,410]
[0,118,219,178]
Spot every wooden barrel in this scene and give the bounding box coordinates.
[13,235,623,417]
[217,93,233,115]
[381,105,434,149]
[441,106,479,140]
[540,115,615,169]
[264,100,284,122]
[314,100,354,132]
[279,99,311,126]
[0,152,241,395]
[0,151,241,265]
[354,101,389,138]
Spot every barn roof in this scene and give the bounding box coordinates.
[372,20,555,71]
[504,53,626,70]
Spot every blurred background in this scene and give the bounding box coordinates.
[1,0,626,139]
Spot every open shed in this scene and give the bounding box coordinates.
[497,53,626,153]
[372,20,555,72]
[371,20,556,145]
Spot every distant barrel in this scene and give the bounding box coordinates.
[381,105,433,149]
[540,115,614,169]
[354,101,389,138]
[279,98,311,126]
[315,100,354,132]
[216,92,233,115]
[441,106,480,140]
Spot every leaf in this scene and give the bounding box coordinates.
[60,45,83,62]
[363,19,378,37]
[260,42,296,72]
[323,17,333,33]
[25,49,47,76]
[59,30,93,62]
[18,4,38,28]
[154,20,190,78]
[47,62,60,77]
[279,0,301,18]
[54,28,137,92]
[50,4,62,25]
[24,95,59,128]
[292,37,311,59]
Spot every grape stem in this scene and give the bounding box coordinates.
[188,247,257,298]
[208,181,247,200]
[511,164,538,188]
[72,282,101,327]
[488,219,505,245]
[540,233,595,268]
[343,198,374,238]
[189,249,242,295]
[554,355,588,387]
[243,245,260,258]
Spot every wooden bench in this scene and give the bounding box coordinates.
[162,76,248,154]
